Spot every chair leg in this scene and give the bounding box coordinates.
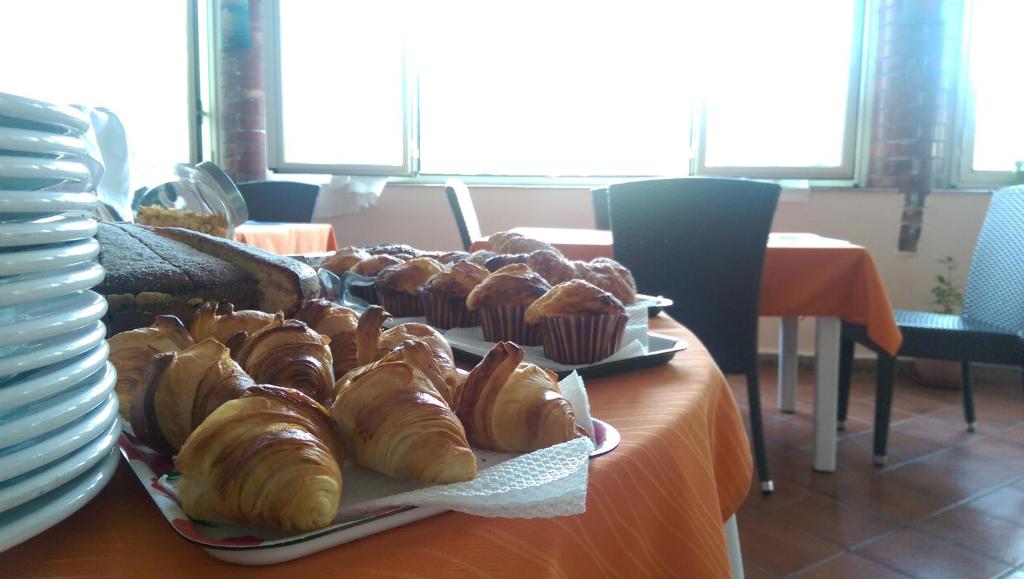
[872,354,896,466]
[837,335,855,430]
[745,369,773,494]
[962,362,976,432]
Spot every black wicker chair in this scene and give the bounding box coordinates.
[591,187,611,230]
[838,184,1024,465]
[608,177,782,492]
[236,180,319,223]
[445,179,481,251]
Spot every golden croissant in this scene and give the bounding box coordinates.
[294,299,361,378]
[456,341,586,452]
[331,361,476,484]
[352,305,458,404]
[108,316,195,418]
[189,301,275,346]
[130,339,254,454]
[232,313,336,407]
[175,385,345,533]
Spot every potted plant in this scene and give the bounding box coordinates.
[910,256,965,388]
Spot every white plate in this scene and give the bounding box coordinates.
[0,394,117,484]
[0,92,90,136]
[0,127,90,159]
[0,213,97,248]
[0,261,104,309]
[0,361,114,449]
[0,238,99,277]
[0,448,118,553]
[0,290,107,349]
[0,416,119,513]
[0,191,97,215]
[0,321,106,380]
[0,156,95,192]
[0,341,108,412]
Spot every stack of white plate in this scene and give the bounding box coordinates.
[0,92,119,552]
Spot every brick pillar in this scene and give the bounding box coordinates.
[866,0,962,252]
[216,0,266,183]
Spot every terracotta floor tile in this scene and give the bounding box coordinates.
[856,528,1012,579]
[820,473,952,523]
[999,424,1024,443]
[890,388,961,415]
[795,553,910,579]
[925,406,1024,435]
[844,398,913,424]
[965,484,1024,524]
[891,414,985,446]
[758,494,900,549]
[916,506,1024,566]
[973,397,1024,423]
[742,561,777,579]
[957,436,1024,467]
[844,430,946,465]
[879,449,1024,503]
[737,514,844,576]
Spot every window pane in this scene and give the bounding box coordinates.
[277,1,405,168]
[0,1,191,186]
[415,3,695,177]
[969,0,1024,172]
[702,0,858,169]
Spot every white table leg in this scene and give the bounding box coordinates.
[724,515,744,579]
[813,316,840,472]
[777,316,799,413]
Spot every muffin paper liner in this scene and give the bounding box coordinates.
[479,304,543,346]
[420,289,480,330]
[541,313,628,364]
[376,288,423,317]
[350,283,377,305]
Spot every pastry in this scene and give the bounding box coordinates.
[483,253,529,272]
[374,257,445,317]
[574,257,638,305]
[465,263,551,346]
[350,254,405,304]
[525,279,628,364]
[420,260,488,329]
[189,301,274,345]
[294,299,361,377]
[175,385,344,533]
[526,249,576,285]
[362,243,419,259]
[108,315,196,418]
[466,250,497,267]
[320,246,371,275]
[497,236,559,255]
[331,360,476,484]
[486,231,524,253]
[455,341,586,452]
[232,314,336,407]
[130,339,254,454]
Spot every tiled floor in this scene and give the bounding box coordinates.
[729,361,1024,579]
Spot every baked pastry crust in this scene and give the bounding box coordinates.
[466,263,551,309]
[526,249,576,285]
[362,243,419,259]
[483,253,529,272]
[466,250,496,266]
[376,257,445,295]
[573,258,637,304]
[190,301,274,345]
[320,246,371,275]
[108,316,196,418]
[424,260,489,298]
[351,254,405,276]
[295,299,361,377]
[524,279,625,324]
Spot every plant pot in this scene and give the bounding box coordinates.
[909,358,961,390]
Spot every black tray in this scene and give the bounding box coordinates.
[450,333,687,380]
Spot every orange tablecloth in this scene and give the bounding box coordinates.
[233,222,338,255]
[472,229,902,355]
[1,317,751,578]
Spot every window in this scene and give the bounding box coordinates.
[959,0,1024,185]
[0,0,196,188]
[266,1,866,181]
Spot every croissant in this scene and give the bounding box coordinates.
[130,339,254,454]
[189,301,275,345]
[331,361,476,484]
[232,313,336,407]
[294,299,361,377]
[351,306,458,404]
[175,385,344,533]
[108,316,195,418]
[455,341,586,452]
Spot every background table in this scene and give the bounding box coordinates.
[1,317,751,578]
[233,222,337,255]
[472,228,901,472]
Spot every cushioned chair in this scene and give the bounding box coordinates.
[445,179,481,251]
[236,180,319,223]
[838,184,1024,465]
[591,187,611,230]
[608,177,782,492]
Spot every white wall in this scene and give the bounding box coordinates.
[321,184,991,355]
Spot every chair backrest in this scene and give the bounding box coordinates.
[608,177,781,373]
[235,180,319,223]
[963,184,1024,333]
[591,187,610,230]
[445,179,481,251]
